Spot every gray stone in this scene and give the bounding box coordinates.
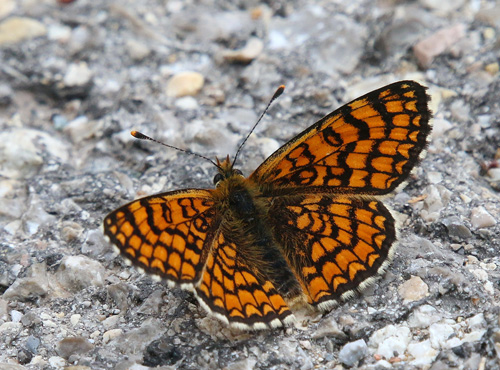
[20,312,41,327]
[138,289,164,315]
[26,335,40,354]
[56,255,105,293]
[2,263,49,301]
[312,318,346,339]
[442,216,473,240]
[0,129,69,179]
[107,283,131,311]
[338,339,367,367]
[376,19,426,56]
[0,83,13,106]
[476,5,500,28]
[113,318,165,355]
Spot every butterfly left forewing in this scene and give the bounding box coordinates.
[103,189,217,287]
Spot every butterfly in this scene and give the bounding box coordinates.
[103,80,432,330]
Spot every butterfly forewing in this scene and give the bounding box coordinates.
[250,80,431,195]
[103,189,217,286]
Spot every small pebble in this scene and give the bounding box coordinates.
[0,17,47,45]
[398,276,429,302]
[413,24,466,67]
[48,356,66,369]
[56,337,94,359]
[442,216,472,240]
[56,255,105,293]
[103,329,123,344]
[408,305,440,328]
[429,322,455,349]
[338,339,367,367]
[470,206,496,228]
[0,0,15,19]
[407,339,438,367]
[26,335,41,354]
[10,310,23,322]
[63,62,93,87]
[70,314,81,327]
[223,37,264,63]
[174,96,199,110]
[369,325,411,360]
[126,39,151,61]
[166,71,204,97]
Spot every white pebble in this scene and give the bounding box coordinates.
[103,328,123,344]
[429,323,454,349]
[369,325,411,359]
[70,314,81,326]
[407,339,438,367]
[48,356,66,370]
[470,206,496,228]
[408,305,440,328]
[10,310,23,323]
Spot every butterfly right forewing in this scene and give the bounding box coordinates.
[250,80,431,195]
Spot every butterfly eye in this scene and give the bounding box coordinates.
[213,173,224,186]
[234,169,243,177]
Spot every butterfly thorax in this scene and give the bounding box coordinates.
[212,163,262,225]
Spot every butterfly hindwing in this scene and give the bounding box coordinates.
[195,231,294,329]
[268,194,396,309]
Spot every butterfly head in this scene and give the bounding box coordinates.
[213,155,244,187]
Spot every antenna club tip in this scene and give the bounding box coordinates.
[272,85,285,100]
[131,131,148,140]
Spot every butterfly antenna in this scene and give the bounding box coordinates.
[130,131,220,169]
[232,85,285,167]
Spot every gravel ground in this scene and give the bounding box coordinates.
[1,0,500,369]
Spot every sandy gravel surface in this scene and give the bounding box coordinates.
[0,0,499,369]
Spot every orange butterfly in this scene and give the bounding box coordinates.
[103,81,431,330]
